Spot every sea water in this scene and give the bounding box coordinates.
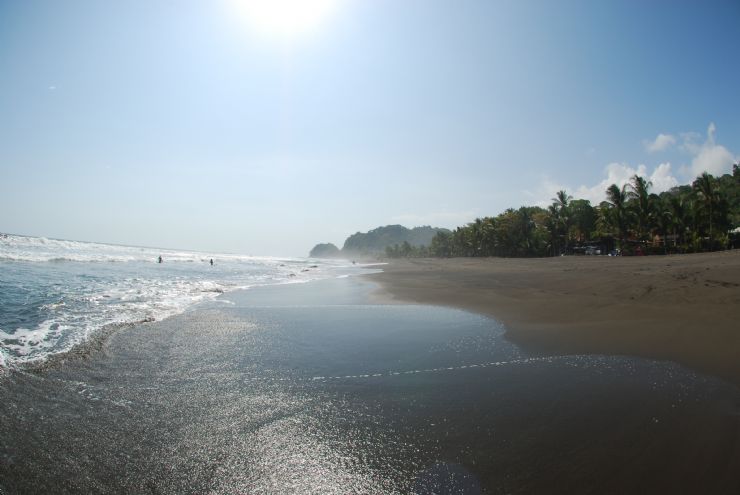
[0,234,368,367]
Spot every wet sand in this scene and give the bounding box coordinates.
[368,251,740,386]
[2,277,740,493]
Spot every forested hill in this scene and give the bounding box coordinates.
[309,225,451,258]
[308,243,341,258]
[342,225,450,254]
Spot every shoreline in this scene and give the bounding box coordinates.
[367,251,740,386]
[3,275,740,492]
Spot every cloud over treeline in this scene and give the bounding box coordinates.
[528,123,737,207]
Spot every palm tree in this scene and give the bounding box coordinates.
[627,175,653,242]
[569,199,596,244]
[668,193,690,250]
[549,190,572,255]
[430,231,453,257]
[693,172,718,245]
[516,207,538,256]
[652,196,673,254]
[479,217,497,256]
[469,218,484,255]
[553,190,572,211]
[606,183,629,249]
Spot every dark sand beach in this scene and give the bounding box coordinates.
[370,250,740,386]
[2,273,740,493]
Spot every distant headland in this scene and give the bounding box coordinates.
[309,225,451,259]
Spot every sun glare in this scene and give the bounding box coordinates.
[233,0,338,39]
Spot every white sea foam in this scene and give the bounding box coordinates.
[308,357,564,383]
[1,234,249,264]
[0,234,368,367]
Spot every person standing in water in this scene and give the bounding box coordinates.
[210,258,214,266]
[158,256,163,264]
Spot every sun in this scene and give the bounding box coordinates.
[232,0,339,39]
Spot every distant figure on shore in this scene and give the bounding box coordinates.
[158,256,163,264]
[210,258,214,266]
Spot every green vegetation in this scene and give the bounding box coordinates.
[342,225,450,256]
[386,166,740,258]
[309,225,450,258]
[309,243,341,258]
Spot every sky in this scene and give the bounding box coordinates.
[1,0,738,256]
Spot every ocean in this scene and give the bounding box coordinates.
[0,234,369,368]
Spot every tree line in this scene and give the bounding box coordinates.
[386,166,740,258]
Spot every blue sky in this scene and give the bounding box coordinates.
[1,0,738,256]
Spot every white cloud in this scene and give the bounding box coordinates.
[678,131,702,154]
[526,122,735,208]
[689,122,736,176]
[692,145,735,176]
[528,162,680,207]
[644,133,676,152]
[649,162,680,192]
[577,162,642,202]
[522,178,569,208]
[570,163,678,204]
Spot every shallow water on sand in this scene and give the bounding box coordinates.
[2,278,740,494]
